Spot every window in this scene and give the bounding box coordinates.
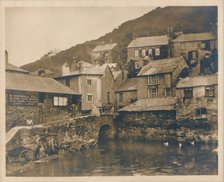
[53,96,68,106]
[65,78,70,87]
[205,85,215,97]
[148,49,152,56]
[195,108,207,119]
[39,93,45,103]
[192,51,198,60]
[148,75,159,85]
[181,43,186,50]
[142,49,146,56]
[118,92,123,102]
[87,94,93,102]
[165,88,172,97]
[134,49,139,57]
[155,48,160,56]
[104,52,109,57]
[184,88,193,98]
[201,42,206,49]
[107,91,110,104]
[148,87,158,98]
[87,79,92,85]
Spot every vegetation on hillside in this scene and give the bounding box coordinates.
[21,6,217,77]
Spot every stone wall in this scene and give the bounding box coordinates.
[6,114,115,162]
[6,90,80,132]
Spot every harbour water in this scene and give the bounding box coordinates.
[14,140,218,176]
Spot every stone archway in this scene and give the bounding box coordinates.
[98,124,115,142]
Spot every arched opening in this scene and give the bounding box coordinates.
[98,125,114,142]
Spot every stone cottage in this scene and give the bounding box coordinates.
[91,43,119,65]
[119,97,177,127]
[176,74,218,125]
[6,63,81,132]
[137,57,188,99]
[115,77,138,110]
[171,32,217,74]
[127,35,169,69]
[55,63,115,114]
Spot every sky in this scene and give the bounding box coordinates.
[6,7,155,67]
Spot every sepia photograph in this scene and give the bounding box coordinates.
[1,0,223,181]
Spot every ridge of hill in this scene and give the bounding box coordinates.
[21,6,217,77]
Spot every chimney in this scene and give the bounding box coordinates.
[62,62,70,76]
[5,50,8,64]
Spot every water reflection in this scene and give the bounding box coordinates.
[17,140,217,176]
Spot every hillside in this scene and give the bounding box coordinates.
[21,6,217,77]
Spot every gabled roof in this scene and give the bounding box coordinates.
[116,78,138,92]
[6,63,29,74]
[127,35,169,48]
[172,32,216,43]
[6,72,80,95]
[138,57,187,76]
[176,74,217,88]
[119,97,177,112]
[92,43,117,52]
[55,64,114,79]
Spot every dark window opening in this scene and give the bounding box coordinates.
[195,108,207,119]
[65,79,70,87]
[118,92,123,102]
[205,85,215,97]
[39,93,45,103]
[184,88,193,98]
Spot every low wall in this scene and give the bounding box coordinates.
[6,114,115,163]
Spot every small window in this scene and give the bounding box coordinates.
[184,88,193,98]
[148,49,152,56]
[134,49,139,57]
[142,49,146,56]
[87,94,93,102]
[53,96,68,106]
[148,87,158,98]
[148,75,159,85]
[87,79,92,85]
[118,92,123,102]
[65,78,70,87]
[205,85,215,97]
[39,93,45,103]
[155,48,160,56]
[195,108,207,119]
[107,91,110,104]
[165,88,172,97]
[104,52,109,57]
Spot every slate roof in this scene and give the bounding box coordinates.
[138,57,187,76]
[92,43,117,52]
[56,64,109,78]
[6,63,29,74]
[119,97,177,112]
[6,72,80,95]
[176,74,217,88]
[116,78,138,92]
[127,35,169,48]
[172,32,215,43]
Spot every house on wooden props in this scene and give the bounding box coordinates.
[171,32,217,75]
[115,77,138,110]
[119,97,177,127]
[137,57,188,100]
[6,63,81,132]
[91,43,119,65]
[127,35,169,69]
[176,74,217,125]
[55,63,115,114]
